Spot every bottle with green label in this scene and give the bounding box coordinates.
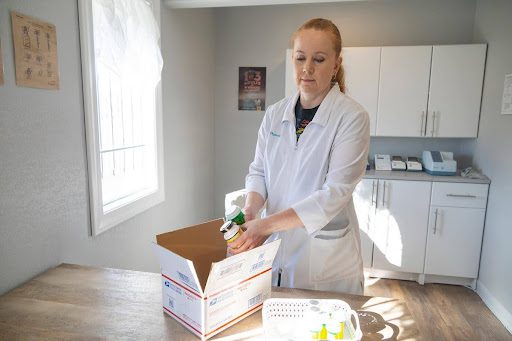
[225,205,245,225]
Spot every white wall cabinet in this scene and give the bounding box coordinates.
[286,44,486,138]
[424,182,488,278]
[427,44,487,137]
[343,47,381,136]
[377,44,486,137]
[286,47,381,136]
[376,46,432,137]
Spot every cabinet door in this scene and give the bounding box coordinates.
[343,47,381,136]
[353,179,377,268]
[376,46,432,137]
[427,44,486,137]
[372,180,431,273]
[424,207,485,278]
[285,49,295,97]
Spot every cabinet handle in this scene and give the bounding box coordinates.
[446,194,477,198]
[433,208,439,235]
[371,180,377,207]
[382,181,387,208]
[420,111,425,136]
[430,111,436,137]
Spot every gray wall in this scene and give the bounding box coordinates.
[472,0,512,330]
[213,0,478,215]
[0,1,216,295]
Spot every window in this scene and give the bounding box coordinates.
[79,0,164,236]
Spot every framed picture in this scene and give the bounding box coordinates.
[238,67,266,111]
[11,11,59,89]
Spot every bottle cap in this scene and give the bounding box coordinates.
[225,205,242,221]
[223,224,241,242]
[220,220,233,233]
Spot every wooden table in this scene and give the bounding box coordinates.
[0,264,419,340]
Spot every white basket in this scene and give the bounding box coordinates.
[262,298,362,341]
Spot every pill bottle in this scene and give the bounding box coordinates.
[225,205,245,225]
[304,306,322,340]
[220,220,244,244]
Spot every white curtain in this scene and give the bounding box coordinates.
[92,0,163,89]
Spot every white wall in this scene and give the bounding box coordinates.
[472,0,512,332]
[213,0,477,215]
[0,0,216,295]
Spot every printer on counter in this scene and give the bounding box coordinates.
[422,151,457,176]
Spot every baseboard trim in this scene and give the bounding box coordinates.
[477,280,512,335]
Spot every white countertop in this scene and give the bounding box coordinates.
[363,169,490,184]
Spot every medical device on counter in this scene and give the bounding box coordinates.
[374,154,391,171]
[422,151,457,176]
[406,157,423,172]
[391,156,406,171]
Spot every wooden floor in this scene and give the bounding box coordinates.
[363,277,511,340]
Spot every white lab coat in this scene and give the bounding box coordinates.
[245,86,370,295]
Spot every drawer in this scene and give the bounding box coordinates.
[431,182,488,208]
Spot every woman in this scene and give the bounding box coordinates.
[229,18,370,295]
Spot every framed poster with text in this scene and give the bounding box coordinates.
[238,67,266,111]
[11,11,59,89]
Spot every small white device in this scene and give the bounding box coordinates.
[391,156,406,171]
[422,151,457,176]
[406,157,423,172]
[374,154,391,171]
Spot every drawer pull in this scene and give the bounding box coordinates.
[446,194,477,198]
[433,209,439,235]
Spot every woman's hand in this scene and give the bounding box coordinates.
[227,218,270,255]
[227,208,304,255]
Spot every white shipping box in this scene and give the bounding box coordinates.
[152,219,280,340]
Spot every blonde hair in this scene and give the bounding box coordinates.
[291,18,345,93]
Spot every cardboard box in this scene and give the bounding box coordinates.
[152,219,280,340]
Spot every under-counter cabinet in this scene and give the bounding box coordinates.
[355,176,490,287]
[424,182,488,278]
[371,180,432,274]
[353,179,432,273]
[353,178,376,268]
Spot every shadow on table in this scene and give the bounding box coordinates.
[356,296,416,341]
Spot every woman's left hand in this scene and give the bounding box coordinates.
[227,218,270,255]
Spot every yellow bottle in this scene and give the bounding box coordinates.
[220,220,244,244]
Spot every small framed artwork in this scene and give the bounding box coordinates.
[238,67,266,111]
[11,11,60,89]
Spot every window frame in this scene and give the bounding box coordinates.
[78,0,165,236]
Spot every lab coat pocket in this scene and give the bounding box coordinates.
[309,227,359,283]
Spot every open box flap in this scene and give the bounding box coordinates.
[151,242,203,295]
[204,239,281,295]
[155,219,227,292]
